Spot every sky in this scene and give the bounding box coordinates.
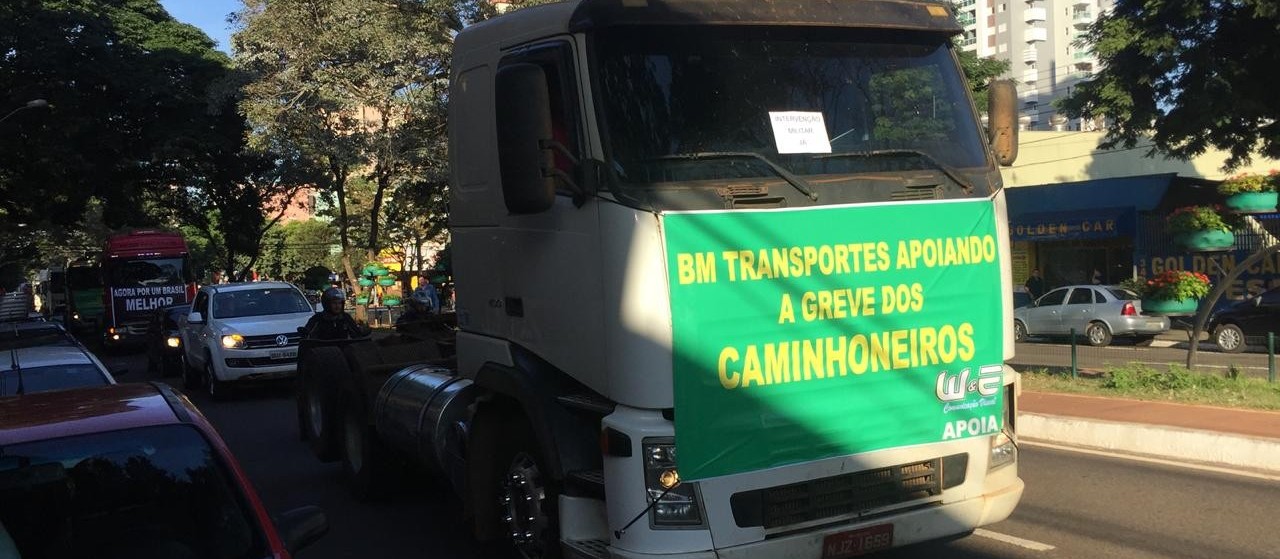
[159,0,241,54]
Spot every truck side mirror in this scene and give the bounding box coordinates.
[988,79,1018,166]
[495,62,557,214]
[188,311,204,324]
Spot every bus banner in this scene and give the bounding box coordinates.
[663,199,1005,480]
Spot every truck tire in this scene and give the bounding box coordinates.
[339,395,401,501]
[472,406,561,559]
[298,346,345,462]
[205,357,231,401]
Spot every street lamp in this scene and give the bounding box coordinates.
[0,99,49,124]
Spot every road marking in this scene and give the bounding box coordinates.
[1022,440,1280,482]
[974,529,1056,551]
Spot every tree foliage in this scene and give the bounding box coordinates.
[233,0,488,296]
[956,49,1011,114]
[0,0,235,267]
[1058,0,1280,170]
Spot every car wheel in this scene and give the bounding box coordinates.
[1215,324,1246,353]
[1014,320,1028,342]
[1085,322,1112,347]
[182,353,201,390]
[205,360,229,401]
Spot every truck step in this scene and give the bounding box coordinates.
[557,393,615,414]
[565,469,606,500]
[563,538,609,559]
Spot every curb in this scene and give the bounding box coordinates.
[1019,412,1280,475]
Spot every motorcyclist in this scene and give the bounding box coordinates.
[395,293,432,333]
[302,287,369,340]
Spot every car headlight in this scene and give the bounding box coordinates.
[643,438,704,527]
[221,334,245,349]
[166,336,182,348]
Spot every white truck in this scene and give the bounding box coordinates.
[297,1,1024,558]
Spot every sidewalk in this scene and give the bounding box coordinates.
[1019,391,1280,475]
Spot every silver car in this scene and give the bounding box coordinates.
[1013,285,1170,346]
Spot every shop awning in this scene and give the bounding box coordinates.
[1006,174,1176,241]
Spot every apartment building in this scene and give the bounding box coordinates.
[954,0,1112,130]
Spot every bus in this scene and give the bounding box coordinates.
[102,231,196,347]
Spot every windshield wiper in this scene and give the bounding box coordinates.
[644,152,819,201]
[815,149,976,194]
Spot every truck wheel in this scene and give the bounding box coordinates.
[340,397,400,501]
[491,415,560,559]
[299,346,345,462]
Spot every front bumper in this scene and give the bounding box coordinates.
[213,347,300,382]
[608,478,1024,559]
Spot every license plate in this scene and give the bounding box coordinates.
[822,524,894,559]
[268,349,298,360]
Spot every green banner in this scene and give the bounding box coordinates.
[664,199,1005,480]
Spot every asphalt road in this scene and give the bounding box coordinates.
[96,348,1280,559]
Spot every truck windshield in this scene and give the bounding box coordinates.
[593,26,989,198]
[105,258,186,287]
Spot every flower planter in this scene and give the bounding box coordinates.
[1175,229,1234,252]
[1141,297,1199,316]
[382,296,401,306]
[357,278,374,287]
[377,277,397,287]
[1223,191,1278,213]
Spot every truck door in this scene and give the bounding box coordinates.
[183,291,210,367]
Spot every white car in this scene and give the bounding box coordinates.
[0,322,118,396]
[180,282,317,399]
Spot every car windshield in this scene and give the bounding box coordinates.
[593,26,989,201]
[213,288,311,319]
[0,364,108,397]
[0,424,266,559]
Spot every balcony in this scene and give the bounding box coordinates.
[956,13,976,26]
[958,36,977,47]
[1024,7,1047,22]
[1073,10,1093,26]
[1074,0,1091,7]
[955,0,976,7]
[1024,27,1048,43]
[1022,69,1040,84]
[1073,69,1095,80]
[1022,48,1038,63]
[1022,91,1039,104]
[1073,50,1094,61]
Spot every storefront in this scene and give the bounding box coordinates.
[1006,174,1174,289]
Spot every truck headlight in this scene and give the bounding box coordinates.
[221,334,245,349]
[166,336,182,348]
[643,438,704,527]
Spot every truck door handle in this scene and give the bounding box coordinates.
[505,297,524,317]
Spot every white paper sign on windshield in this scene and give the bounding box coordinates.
[768,111,832,154]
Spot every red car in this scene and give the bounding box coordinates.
[0,383,326,558]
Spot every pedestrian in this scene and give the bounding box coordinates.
[302,287,369,340]
[415,281,441,315]
[1025,268,1045,300]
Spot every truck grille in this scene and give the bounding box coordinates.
[242,332,302,349]
[731,457,952,530]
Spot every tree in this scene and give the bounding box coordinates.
[0,0,236,248]
[233,0,489,303]
[1058,1,1280,170]
[956,49,1011,115]
[257,219,339,283]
